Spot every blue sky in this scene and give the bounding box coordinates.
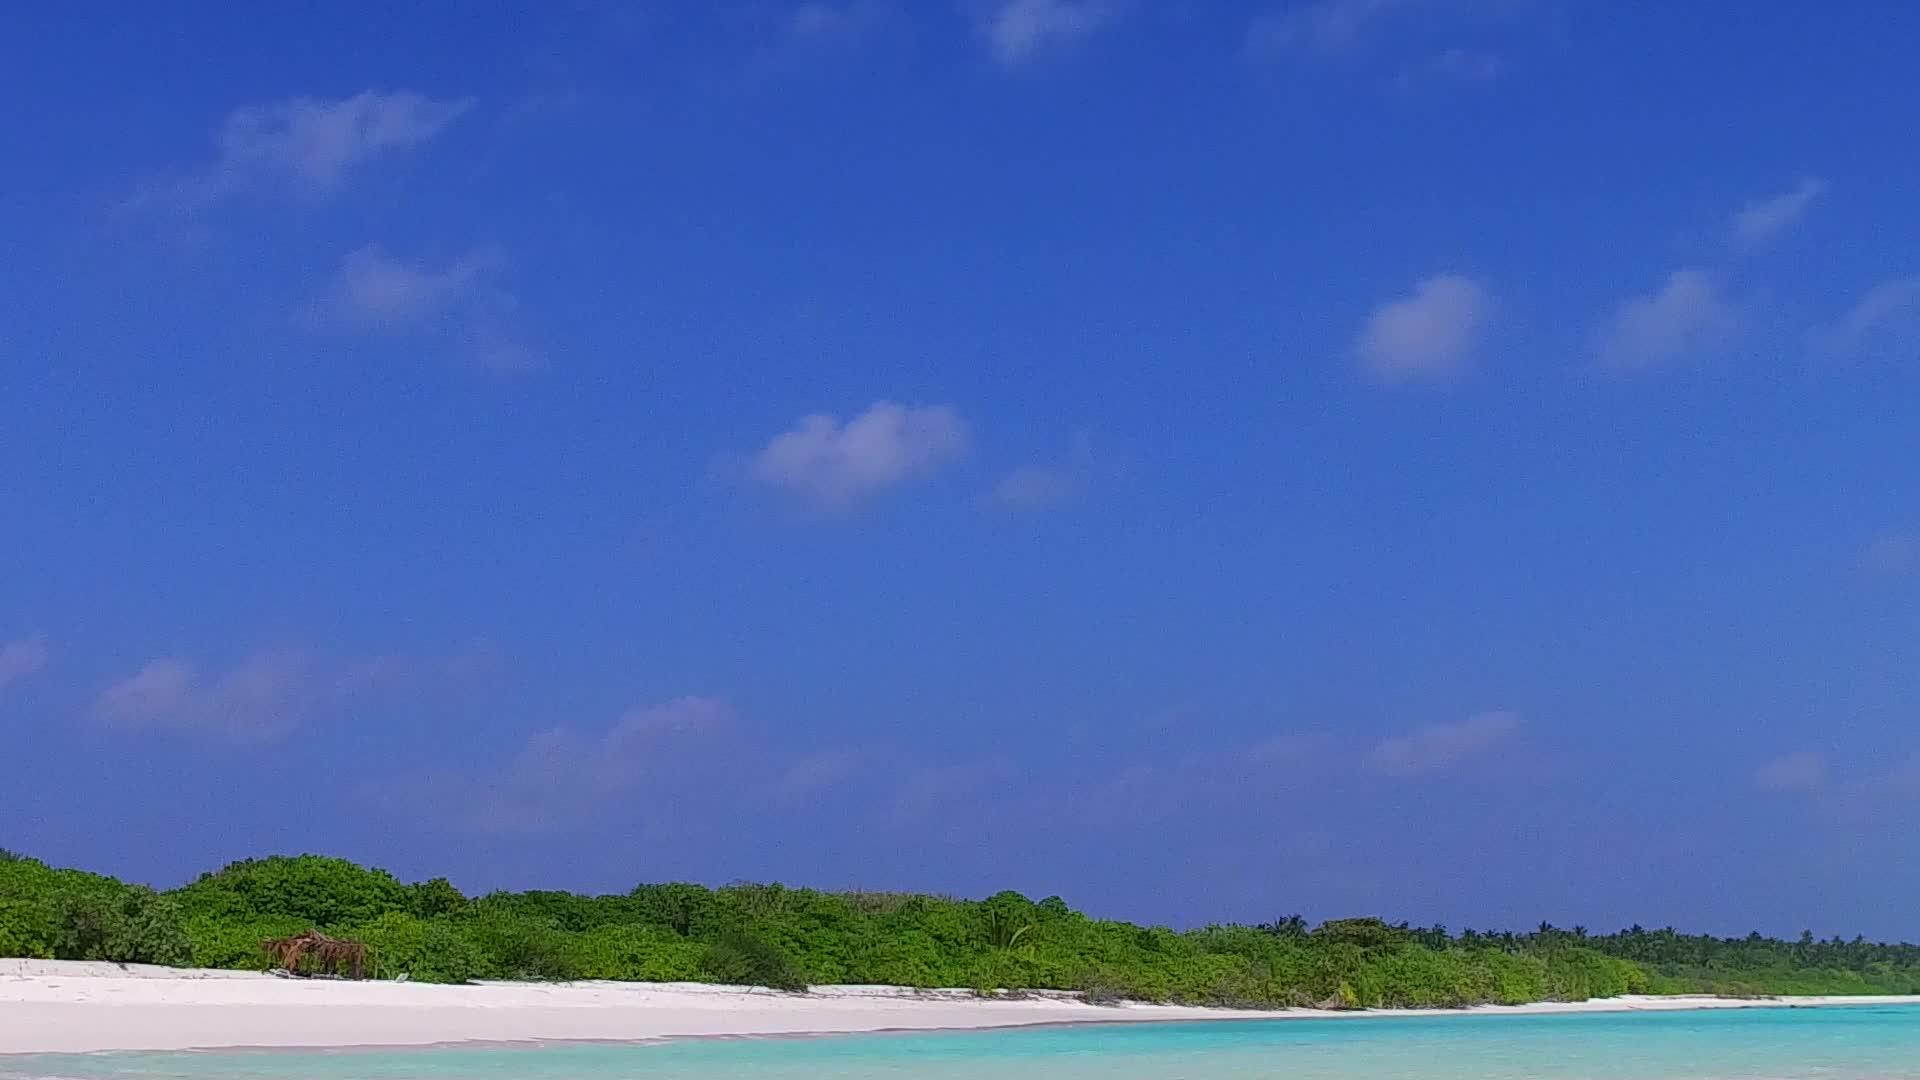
[3,0,1918,938]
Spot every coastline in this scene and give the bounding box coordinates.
[2,960,1915,1056]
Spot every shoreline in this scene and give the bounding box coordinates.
[2,960,1915,1056]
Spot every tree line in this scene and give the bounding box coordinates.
[3,851,1915,1004]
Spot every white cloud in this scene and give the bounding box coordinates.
[976,0,1114,64]
[1354,273,1490,382]
[95,652,315,743]
[468,327,543,374]
[1859,530,1920,576]
[1088,731,1334,819]
[1754,752,1830,792]
[988,431,1094,510]
[1248,0,1420,55]
[1752,754,1920,825]
[751,1,897,68]
[1593,269,1736,370]
[990,464,1078,508]
[94,647,493,743]
[1731,177,1827,250]
[311,246,538,371]
[367,697,732,833]
[750,401,969,509]
[508,697,730,793]
[1365,710,1522,777]
[893,759,1015,821]
[133,91,471,209]
[1813,277,1920,361]
[772,748,863,800]
[0,636,51,690]
[319,246,498,328]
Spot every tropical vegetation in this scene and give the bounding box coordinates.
[3,850,1915,1005]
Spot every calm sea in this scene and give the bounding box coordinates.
[8,1004,1920,1080]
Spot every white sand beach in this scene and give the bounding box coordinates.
[1,959,1914,1055]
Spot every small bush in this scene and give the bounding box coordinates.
[565,925,706,982]
[1077,969,1130,1005]
[174,856,408,928]
[702,931,807,991]
[0,896,55,958]
[182,915,311,970]
[51,887,191,966]
[355,913,481,984]
[409,878,468,919]
[462,912,579,980]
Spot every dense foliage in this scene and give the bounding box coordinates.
[3,852,1916,1005]
[0,850,190,965]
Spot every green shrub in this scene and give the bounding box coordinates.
[629,883,726,937]
[0,857,189,966]
[1077,967,1130,1004]
[172,856,409,928]
[0,858,80,958]
[462,911,580,980]
[565,925,706,981]
[409,878,468,919]
[1315,918,1413,950]
[354,913,482,984]
[701,930,807,991]
[0,895,55,958]
[181,915,312,970]
[50,887,191,966]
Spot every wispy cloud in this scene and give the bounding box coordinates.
[130,91,472,210]
[893,759,1016,821]
[367,697,732,833]
[316,246,499,328]
[1365,710,1522,777]
[772,748,864,800]
[784,1,894,45]
[989,464,1079,509]
[1730,177,1827,251]
[748,401,970,510]
[94,647,495,743]
[1354,273,1490,382]
[1859,530,1920,576]
[1754,751,1830,792]
[1824,757,1920,825]
[1250,0,1534,78]
[310,246,538,372]
[1398,47,1503,86]
[1249,0,1423,55]
[747,1,899,70]
[1760,753,1920,826]
[95,652,319,743]
[987,431,1095,510]
[974,0,1115,65]
[1593,269,1736,370]
[1812,277,1920,361]
[1088,731,1335,820]
[0,636,51,691]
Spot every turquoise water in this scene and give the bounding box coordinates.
[8,1005,1920,1080]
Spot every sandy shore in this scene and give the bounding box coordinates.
[1,959,1914,1055]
